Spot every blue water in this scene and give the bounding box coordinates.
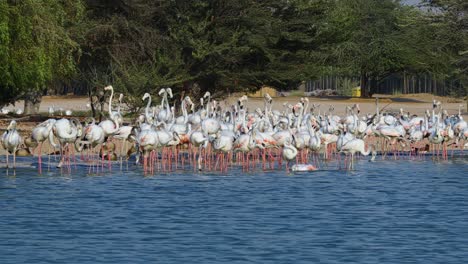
[1,157,468,263]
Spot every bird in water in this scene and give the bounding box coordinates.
[282,141,298,171]
[291,164,317,172]
[1,120,22,168]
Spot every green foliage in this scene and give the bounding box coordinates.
[422,0,467,92]
[77,0,329,109]
[1,0,466,108]
[0,0,83,107]
[321,0,406,96]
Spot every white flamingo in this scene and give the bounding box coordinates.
[282,141,298,171]
[212,131,234,171]
[340,138,373,170]
[50,118,83,168]
[79,118,106,151]
[200,92,221,136]
[2,120,22,168]
[158,88,173,123]
[142,92,154,124]
[104,85,123,125]
[31,119,56,168]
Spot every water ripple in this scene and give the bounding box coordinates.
[1,157,468,263]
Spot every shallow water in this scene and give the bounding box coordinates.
[1,156,468,263]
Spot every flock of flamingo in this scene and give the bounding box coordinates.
[1,85,467,173]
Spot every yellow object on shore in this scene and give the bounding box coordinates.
[249,86,278,97]
[352,87,361,97]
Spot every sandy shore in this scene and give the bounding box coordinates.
[2,93,466,116]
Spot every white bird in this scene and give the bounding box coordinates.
[48,105,55,116]
[340,138,373,170]
[104,85,123,125]
[31,119,56,167]
[1,107,9,114]
[142,93,154,124]
[291,164,317,172]
[282,141,298,171]
[80,118,105,149]
[50,118,83,168]
[1,120,22,168]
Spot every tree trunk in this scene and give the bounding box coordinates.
[360,72,369,98]
[88,86,97,118]
[23,90,42,115]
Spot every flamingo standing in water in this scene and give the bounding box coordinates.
[340,138,373,170]
[282,141,298,171]
[1,120,22,168]
[212,131,234,171]
[50,118,83,168]
[99,86,120,141]
[78,118,106,155]
[189,128,209,170]
[31,119,56,171]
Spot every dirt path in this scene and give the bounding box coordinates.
[2,93,466,116]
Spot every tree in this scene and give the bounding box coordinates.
[77,0,330,111]
[421,0,467,96]
[0,0,83,113]
[322,0,406,97]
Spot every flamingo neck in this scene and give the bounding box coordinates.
[145,95,152,121]
[108,88,114,117]
[205,95,211,114]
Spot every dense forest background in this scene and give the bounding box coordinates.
[0,0,466,114]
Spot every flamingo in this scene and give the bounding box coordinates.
[31,119,57,170]
[104,85,123,124]
[1,107,10,114]
[291,164,317,172]
[340,138,373,170]
[158,88,173,123]
[282,141,298,171]
[189,128,209,170]
[142,92,154,124]
[79,118,106,152]
[48,105,55,116]
[200,92,221,136]
[212,131,234,171]
[49,118,83,168]
[113,125,134,160]
[1,120,22,168]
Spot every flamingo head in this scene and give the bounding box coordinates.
[355,104,360,114]
[119,93,124,101]
[7,120,17,130]
[203,91,211,99]
[292,103,303,117]
[166,88,173,98]
[104,85,113,91]
[184,96,193,104]
[142,93,150,100]
[158,88,166,96]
